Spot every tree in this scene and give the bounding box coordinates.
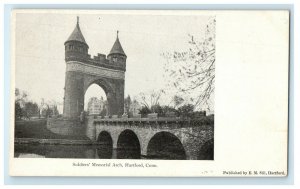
[15,102,23,120]
[163,17,215,111]
[129,99,141,115]
[151,104,163,115]
[139,90,165,111]
[161,105,177,115]
[168,95,184,108]
[15,88,28,108]
[15,88,30,120]
[177,104,195,118]
[38,98,45,118]
[15,88,20,97]
[137,90,169,117]
[23,101,39,119]
[52,105,59,116]
[14,88,62,119]
[124,95,132,114]
[139,106,151,117]
[41,104,53,118]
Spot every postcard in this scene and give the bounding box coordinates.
[9,9,289,176]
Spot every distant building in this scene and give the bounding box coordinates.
[56,103,63,115]
[87,97,105,115]
[129,99,141,115]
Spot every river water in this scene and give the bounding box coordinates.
[14,143,187,159]
[14,144,144,159]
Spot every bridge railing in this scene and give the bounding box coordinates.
[90,114,214,127]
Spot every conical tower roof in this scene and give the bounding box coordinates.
[65,17,88,45]
[108,31,126,56]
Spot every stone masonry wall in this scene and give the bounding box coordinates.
[47,118,85,136]
[91,118,214,160]
[63,61,125,118]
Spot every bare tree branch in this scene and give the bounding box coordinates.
[162,17,215,111]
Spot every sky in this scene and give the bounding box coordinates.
[14,10,213,111]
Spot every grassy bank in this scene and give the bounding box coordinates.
[15,119,89,140]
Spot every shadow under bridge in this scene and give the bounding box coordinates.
[89,116,214,160]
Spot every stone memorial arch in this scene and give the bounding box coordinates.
[63,17,127,118]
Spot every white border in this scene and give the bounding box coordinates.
[1,0,298,188]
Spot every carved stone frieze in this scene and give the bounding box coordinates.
[66,61,125,80]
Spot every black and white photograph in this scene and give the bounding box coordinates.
[9,9,289,177]
[13,11,215,160]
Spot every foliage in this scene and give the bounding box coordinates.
[163,17,215,111]
[177,104,195,118]
[139,106,151,117]
[41,105,53,118]
[15,88,28,107]
[138,104,179,117]
[52,105,59,116]
[15,102,23,120]
[139,90,165,110]
[130,99,141,116]
[137,90,203,118]
[23,101,39,119]
[138,103,205,119]
[161,105,177,115]
[124,95,132,114]
[15,88,61,119]
[151,104,163,115]
[172,95,184,108]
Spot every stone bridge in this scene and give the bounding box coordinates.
[85,115,214,160]
[45,18,214,160]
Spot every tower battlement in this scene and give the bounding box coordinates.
[63,17,126,118]
[88,53,126,71]
[65,52,126,71]
[64,17,126,72]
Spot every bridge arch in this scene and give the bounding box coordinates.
[146,131,186,160]
[197,138,214,160]
[117,129,141,159]
[63,70,124,118]
[96,131,113,159]
[84,77,115,98]
[84,78,117,115]
[63,21,126,118]
[97,131,113,144]
[84,83,107,115]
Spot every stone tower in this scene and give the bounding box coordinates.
[63,17,126,118]
[107,31,127,64]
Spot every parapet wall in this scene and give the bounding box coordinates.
[92,114,214,128]
[92,115,214,159]
[65,52,125,71]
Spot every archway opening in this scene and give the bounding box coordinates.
[198,139,214,160]
[117,130,141,159]
[147,132,186,160]
[84,83,107,116]
[97,131,113,159]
